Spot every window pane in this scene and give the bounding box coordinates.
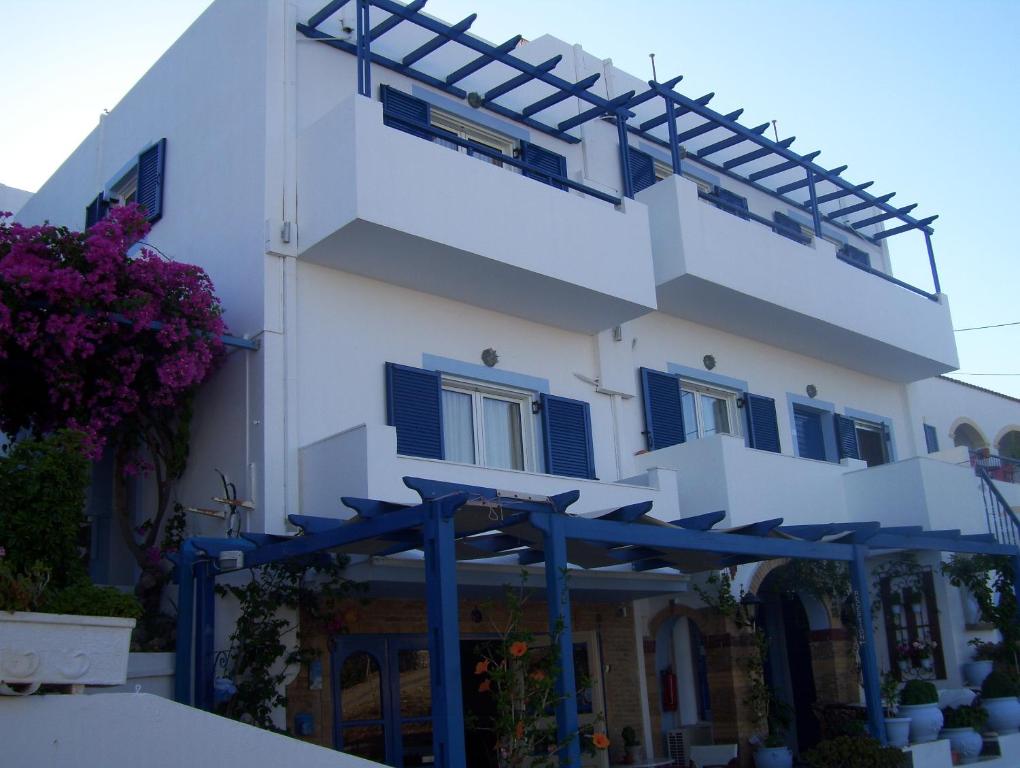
[341,726,386,762]
[398,649,431,718]
[339,652,382,722]
[401,721,434,767]
[467,140,503,166]
[442,390,475,464]
[681,390,699,441]
[701,395,729,436]
[856,427,887,467]
[483,397,524,470]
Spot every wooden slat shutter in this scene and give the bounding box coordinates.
[640,367,685,451]
[385,362,444,460]
[628,147,656,194]
[381,85,432,138]
[84,193,109,229]
[834,413,861,460]
[136,138,166,223]
[744,393,781,453]
[540,393,595,479]
[520,141,567,190]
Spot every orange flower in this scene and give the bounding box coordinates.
[478,679,491,693]
[530,670,546,681]
[515,721,525,739]
[592,733,610,750]
[474,659,490,675]
[509,641,528,658]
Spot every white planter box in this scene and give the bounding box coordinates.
[0,611,135,686]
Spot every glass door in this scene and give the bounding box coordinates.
[333,636,433,768]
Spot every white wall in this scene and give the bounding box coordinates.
[909,377,1020,455]
[0,693,382,768]
[0,182,32,215]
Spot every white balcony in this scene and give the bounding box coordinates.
[296,95,658,334]
[299,423,680,522]
[637,175,959,382]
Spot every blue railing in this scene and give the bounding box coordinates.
[972,451,1020,484]
[400,121,622,206]
[976,466,1020,546]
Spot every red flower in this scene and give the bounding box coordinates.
[478,679,491,693]
[509,641,528,658]
[475,659,490,675]
[592,733,610,750]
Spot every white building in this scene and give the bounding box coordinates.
[12,1,1020,766]
[0,183,33,217]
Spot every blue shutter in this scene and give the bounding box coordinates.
[628,147,656,194]
[84,193,108,229]
[640,367,685,451]
[744,393,781,453]
[773,212,809,244]
[838,244,871,269]
[520,141,567,190]
[385,362,444,460]
[540,393,595,479]
[924,424,939,454]
[136,138,166,223]
[834,413,861,460]
[381,85,431,138]
[713,186,749,220]
[793,407,825,460]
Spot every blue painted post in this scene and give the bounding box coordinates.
[194,560,216,711]
[850,545,885,744]
[356,0,372,98]
[663,94,682,175]
[807,169,822,237]
[174,541,196,705]
[1011,550,1020,626]
[541,513,582,767]
[617,111,634,199]
[423,494,468,768]
[924,231,942,295]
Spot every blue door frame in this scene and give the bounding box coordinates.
[333,634,433,767]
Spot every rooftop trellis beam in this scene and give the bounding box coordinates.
[748,151,820,181]
[639,81,935,237]
[484,55,562,101]
[851,204,919,230]
[401,14,476,66]
[808,181,875,206]
[367,0,634,118]
[674,109,744,143]
[873,215,938,241]
[307,0,352,29]
[725,137,795,169]
[826,192,896,219]
[369,0,426,40]
[697,121,769,158]
[522,73,601,116]
[557,90,635,132]
[776,165,847,195]
[638,91,714,131]
[444,36,522,84]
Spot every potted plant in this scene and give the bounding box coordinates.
[0,432,140,694]
[911,639,938,671]
[881,672,911,748]
[620,726,642,765]
[899,679,943,743]
[980,670,1020,734]
[940,705,987,764]
[962,639,996,688]
[803,735,907,768]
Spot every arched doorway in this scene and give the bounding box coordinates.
[952,421,987,452]
[755,568,824,755]
[997,430,1020,460]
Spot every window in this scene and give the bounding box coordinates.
[710,185,749,220]
[838,243,872,269]
[880,570,946,681]
[793,405,827,461]
[430,109,516,168]
[440,377,535,472]
[923,424,940,454]
[384,362,595,479]
[679,380,740,442]
[854,420,889,467]
[84,138,166,228]
[773,212,812,245]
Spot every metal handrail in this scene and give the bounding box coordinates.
[399,121,623,206]
[976,466,1020,547]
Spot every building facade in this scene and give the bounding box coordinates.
[14,1,1020,766]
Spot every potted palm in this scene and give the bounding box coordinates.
[881,672,911,748]
[940,705,986,764]
[620,726,642,765]
[980,670,1020,734]
[899,680,943,743]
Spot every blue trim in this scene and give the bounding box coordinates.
[422,354,549,393]
[845,407,898,461]
[784,208,849,244]
[787,394,838,462]
[667,363,747,393]
[410,84,530,141]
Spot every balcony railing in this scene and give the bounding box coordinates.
[976,466,1020,546]
[970,450,1020,484]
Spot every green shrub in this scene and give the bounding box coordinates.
[41,581,141,620]
[0,559,49,612]
[942,705,988,730]
[803,735,906,768]
[0,431,90,588]
[900,679,938,705]
[981,670,1020,699]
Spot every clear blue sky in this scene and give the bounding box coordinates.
[2,1,1018,395]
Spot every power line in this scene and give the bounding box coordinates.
[954,320,1020,332]
[953,372,1020,377]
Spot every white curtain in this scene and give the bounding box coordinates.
[442,390,475,464]
[483,398,523,470]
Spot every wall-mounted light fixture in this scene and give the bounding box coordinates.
[481,348,499,367]
[703,354,716,370]
[806,384,818,399]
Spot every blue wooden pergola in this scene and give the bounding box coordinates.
[174,476,1020,768]
[298,0,944,299]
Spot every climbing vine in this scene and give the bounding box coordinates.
[941,554,1018,673]
[215,554,365,730]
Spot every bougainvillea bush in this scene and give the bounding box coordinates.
[0,205,225,647]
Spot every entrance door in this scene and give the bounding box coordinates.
[333,636,433,767]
